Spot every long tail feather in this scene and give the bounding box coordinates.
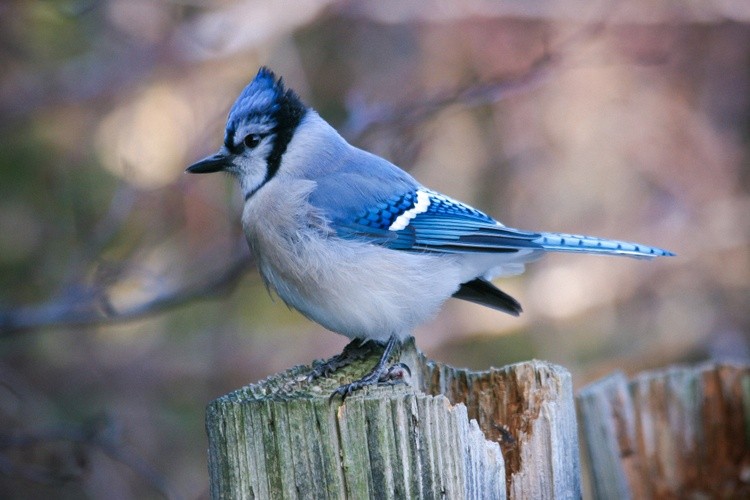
[534,232,675,259]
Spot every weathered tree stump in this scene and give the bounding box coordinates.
[205,338,581,499]
[577,363,750,499]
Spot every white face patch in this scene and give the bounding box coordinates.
[389,189,431,231]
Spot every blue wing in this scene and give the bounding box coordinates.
[330,187,540,253]
[327,187,674,259]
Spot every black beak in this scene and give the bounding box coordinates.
[185,153,230,174]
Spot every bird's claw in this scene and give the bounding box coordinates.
[306,362,335,383]
[329,362,411,403]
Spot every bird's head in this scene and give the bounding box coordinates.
[186,67,307,199]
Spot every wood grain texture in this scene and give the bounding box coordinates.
[206,338,581,499]
[577,363,750,499]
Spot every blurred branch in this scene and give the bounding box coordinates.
[0,416,182,500]
[342,52,556,141]
[0,255,252,337]
[342,18,610,142]
[61,185,140,291]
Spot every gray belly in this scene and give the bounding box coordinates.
[255,237,462,341]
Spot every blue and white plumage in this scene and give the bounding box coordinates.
[187,67,674,397]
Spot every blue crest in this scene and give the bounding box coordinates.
[224,67,305,151]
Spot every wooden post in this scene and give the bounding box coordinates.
[577,363,750,499]
[205,338,581,499]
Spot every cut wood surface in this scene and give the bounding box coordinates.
[577,363,750,499]
[205,338,581,499]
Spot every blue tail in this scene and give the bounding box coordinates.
[534,232,675,259]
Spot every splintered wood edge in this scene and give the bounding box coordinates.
[206,338,580,498]
[417,356,580,496]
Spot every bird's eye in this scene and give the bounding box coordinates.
[243,134,262,149]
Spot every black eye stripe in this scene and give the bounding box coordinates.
[263,90,306,184]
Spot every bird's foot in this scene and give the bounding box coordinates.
[328,362,411,402]
[307,338,374,382]
[329,336,408,402]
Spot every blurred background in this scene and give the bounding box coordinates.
[1,0,748,498]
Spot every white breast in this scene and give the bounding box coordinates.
[242,178,463,341]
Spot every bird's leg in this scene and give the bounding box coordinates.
[307,338,375,381]
[330,335,402,401]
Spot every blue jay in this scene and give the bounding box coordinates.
[187,67,673,398]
